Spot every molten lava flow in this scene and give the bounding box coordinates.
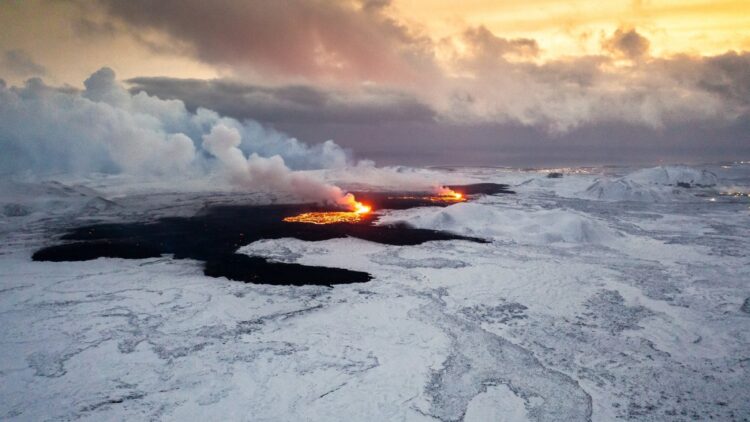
[432,187,466,202]
[387,187,466,203]
[283,197,372,225]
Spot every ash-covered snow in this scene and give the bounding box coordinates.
[1,163,750,421]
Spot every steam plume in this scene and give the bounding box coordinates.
[0,67,360,207]
[202,125,358,208]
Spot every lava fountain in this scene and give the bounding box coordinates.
[282,186,464,225]
[435,186,465,202]
[283,195,372,224]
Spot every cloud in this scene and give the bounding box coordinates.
[603,27,650,59]
[686,51,750,104]
[72,17,117,39]
[23,0,749,165]
[87,1,749,136]
[0,68,351,186]
[93,0,438,85]
[121,24,749,134]
[116,18,749,164]
[274,117,750,167]
[435,26,750,132]
[202,124,358,207]
[460,26,540,60]
[1,49,46,78]
[126,77,435,125]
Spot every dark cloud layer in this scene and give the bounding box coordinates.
[603,28,650,59]
[689,51,750,104]
[275,118,750,167]
[126,77,435,125]
[461,26,540,59]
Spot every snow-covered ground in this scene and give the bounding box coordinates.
[1,164,749,421]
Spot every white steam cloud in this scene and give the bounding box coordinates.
[202,124,357,207]
[0,67,359,207]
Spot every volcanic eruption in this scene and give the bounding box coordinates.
[384,186,466,204]
[283,194,372,224]
[282,186,466,225]
[434,186,465,202]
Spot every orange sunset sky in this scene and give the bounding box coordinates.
[1,0,749,165]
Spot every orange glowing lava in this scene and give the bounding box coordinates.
[429,194,464,202]
[387,187,466,203]
[430,186,466,202]
[431,187,465,202]
[354,202,371,214]
[283,199,372,225]
[437,186,466,201]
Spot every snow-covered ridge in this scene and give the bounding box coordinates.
[378,202,618,245]
[0,180,118,233]
[583,166,719,201]
[625,166,718,187]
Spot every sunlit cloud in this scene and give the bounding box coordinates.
[1,0,748,165]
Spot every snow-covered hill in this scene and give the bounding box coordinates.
[583,166,719,202]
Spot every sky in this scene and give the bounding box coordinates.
[1,0,749,167]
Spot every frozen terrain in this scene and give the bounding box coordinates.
[1,164,749,421]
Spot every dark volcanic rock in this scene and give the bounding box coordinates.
[204,254,372,286]
[34,202,487,286]
[32,241,161,261]
[741,298,750,314]
[447,183,515,195]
